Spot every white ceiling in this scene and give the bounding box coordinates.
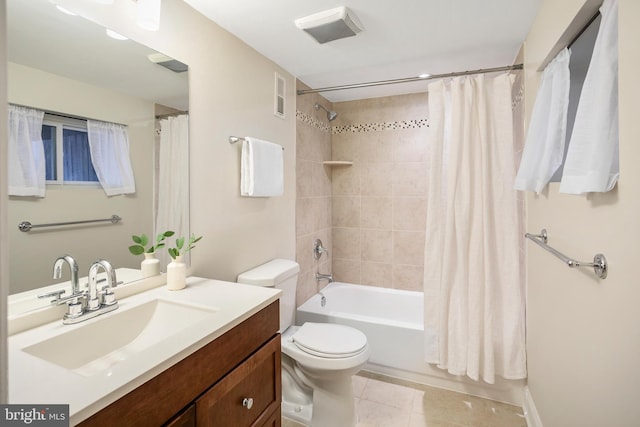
[184,0,542,102]
[8,0,189,112]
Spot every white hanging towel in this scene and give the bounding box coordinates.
[560,0,618,194]
[240,137,284,197]
[513,48,571,194]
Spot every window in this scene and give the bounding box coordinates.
[41,115,99,185]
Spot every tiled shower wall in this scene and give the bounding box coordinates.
[331,94,429,291]
[295,81,333,307]
[295,88,429,301]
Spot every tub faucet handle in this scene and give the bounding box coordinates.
[314,239,329,260]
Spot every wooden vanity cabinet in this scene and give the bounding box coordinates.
[78,301,281,427]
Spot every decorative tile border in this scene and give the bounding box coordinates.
[296,110,331,133]
[296,110,430,135]
[332,119,429,134]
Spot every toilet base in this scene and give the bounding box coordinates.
[281,354,359,427]
[282,401,312,426]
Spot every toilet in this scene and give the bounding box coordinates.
[237,259,370,427]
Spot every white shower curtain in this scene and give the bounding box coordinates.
[423,74,526,384]
[155,114,190,267]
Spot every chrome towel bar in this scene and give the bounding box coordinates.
[524,229,607,279]
[18,215,122,232]
[229,136,284,150]
[228,136,247,144]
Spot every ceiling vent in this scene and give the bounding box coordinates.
[294,6,363,44]
[147,53,188,73]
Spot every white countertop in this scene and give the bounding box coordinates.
[8,276,281,425]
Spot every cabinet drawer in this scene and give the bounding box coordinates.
[196,335,281,427]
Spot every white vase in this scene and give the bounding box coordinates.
[166,255,186,291]
[141,252,161,278]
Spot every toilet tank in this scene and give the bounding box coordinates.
[237,259,300,332]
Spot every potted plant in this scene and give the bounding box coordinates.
[129,231,174,277]
[166,233,203,290]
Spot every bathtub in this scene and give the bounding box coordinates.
[296,282,524,405]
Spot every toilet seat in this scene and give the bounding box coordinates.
[291,322,368,358]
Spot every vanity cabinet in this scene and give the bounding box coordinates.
[78,301,281,427]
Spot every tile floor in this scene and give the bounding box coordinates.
[281,372,526,427]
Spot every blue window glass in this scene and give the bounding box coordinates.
[42,125,57,181]
[63,128,98,182]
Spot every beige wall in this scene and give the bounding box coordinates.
[53,0,297,282]
[524,0,640,426]
[294,82,333,307]
[8,63,154,293]
[331,94,429,291]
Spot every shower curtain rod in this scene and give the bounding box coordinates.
[296,64,523,95]
[155,110,189,119]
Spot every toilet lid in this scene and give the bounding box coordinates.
[292,323,367,358]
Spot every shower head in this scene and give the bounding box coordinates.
[315,103,338,122]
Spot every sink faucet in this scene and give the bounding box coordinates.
[87,259,118,311]
[43,256,120,324]
[53,255,80,295]
[51,255,84,320]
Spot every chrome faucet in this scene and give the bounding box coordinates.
[315,272,333,284]
[53,255,80,295]
[40,255,120,324]
[50,255,84,321]
[87,259,118,311]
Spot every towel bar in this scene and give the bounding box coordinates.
[525,229,607,279]
[18,215,122,232]
[229,136,284,150]
[228,136,246,144]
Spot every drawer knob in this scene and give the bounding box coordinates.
[242,397,254,410]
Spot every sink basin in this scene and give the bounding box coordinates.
[22,299,218,377]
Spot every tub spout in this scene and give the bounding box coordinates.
[316,272,333,283]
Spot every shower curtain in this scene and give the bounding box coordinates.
[155,114,190,267]
[423,73,526,384]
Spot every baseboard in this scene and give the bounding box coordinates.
[523,386,543,427]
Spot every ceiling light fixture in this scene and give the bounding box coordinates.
[137,0,161,31]
[418,73,431,79]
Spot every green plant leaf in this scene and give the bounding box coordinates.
[176,237,185,250]
[163,231,175,237]
[132,235,143,244]
[129,245,145,255]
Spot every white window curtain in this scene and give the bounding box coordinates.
[424,74,526,384]
[513,48,571,194]
[560,0,618,194]
[155,114,190,267]
[8,105,46,197]
[87,120,136,196]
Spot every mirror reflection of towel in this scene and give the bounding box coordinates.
[241,137,284,197]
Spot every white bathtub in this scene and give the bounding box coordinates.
[296,282,524,405]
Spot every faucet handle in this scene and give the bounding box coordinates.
[37,289,66,304]
[52,291,86,321]
[99,281,122,306]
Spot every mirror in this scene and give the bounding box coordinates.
[7,0,189,306]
